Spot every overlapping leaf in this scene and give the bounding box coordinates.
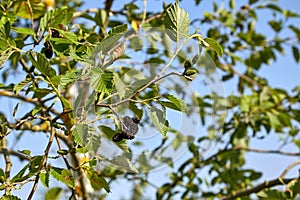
[163,3,190,42]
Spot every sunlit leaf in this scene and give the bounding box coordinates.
[163,2,190,42]
[45,187,62,200]
[0,195,21,200]
[13,78,31,94]
[50,167,75,188]
[84,168,110,192]
[14,0,46,19]
[99,125,130,152]
[90,68,114,95]
[28,52,56,77]
[12,27,36,36]
[160,94,187,112]
[40,171,50,188]
[73,124,88,146]
[203,38,223,56]
[150,106,169,137]
[40,6,71,31]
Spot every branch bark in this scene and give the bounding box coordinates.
[1,137,12,195]
[27,127,56,200]
[222,177,297,200]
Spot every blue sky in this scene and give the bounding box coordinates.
[1,0,300,199]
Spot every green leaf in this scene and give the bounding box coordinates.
[249,0,259,4]
[268,20,282,32]
[163,2,190,42]
[129,37,143,51]
[95,9,109,27]
[0,195,21,200]
[107,155,139,173]
[86,131,102,153]
[73,124,88,146]
[161,94,187,112]
[266,4,282,13]
[291,179,300,195]
[257,189,288,199]
[40,7,71,31]
[0,168,5,183]
[50,167,75,188]
[18,150,31,156]
[60,96,72,110]
[60,69,79,88]
[40,171,50,188]
[203,38,223,56]
[234,122,247,138]
[113,74,129,99]
[12,27,36,36]
[0,49,15,69]
[33,88,53,99]
[289,25,300,41]
[90,68,114,95]
[28,52,56,77]
[11,156,43,183]
[32,106,42,116]
[129,102,144,120]
[84,168,110,192]
[13,78,31,94]
[150,107,169,137]
[229,0,235,9]
[137,152,153,172]
[171,133,183,150]
[14,0,46,19]
[267,112,281,131]
[99,125,130,152]
[292,46,300,63]
[96,24,128,55]
[45,187,62,200]
[57,30,78,45]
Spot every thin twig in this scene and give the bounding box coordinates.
[280,159,300,179]
[55,134,73,170]
[27,126,56,200]
[55,131,87,200]
[222,177,297,200]
[26,0,35,32]
[141,13,162,26]
[233,146,300,157]
[226,64,264,90]
[203,146,300,166]
[221,157,300,199]
[104,0,114,13]
[0,150,31,161]
[1,137,12,195]
[97,72,182,108]
[0,90,61,120]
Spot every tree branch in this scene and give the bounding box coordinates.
[222,159,300,200]
[104,0,114,13]
[222,177,297,200]
[97,72,183,108]
[203,145,300,165]
[1,137,12,195]
[232,146,300,157]
[55,131,88,200]
[0,149,31,161]
[27,126,56,200]
[280,159,300,179]
[0,90,60,116]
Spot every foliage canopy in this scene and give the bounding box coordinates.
[0,0,300,199]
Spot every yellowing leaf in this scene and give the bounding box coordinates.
[131,20,139,32]
[14,0,46,19]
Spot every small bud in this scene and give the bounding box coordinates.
[57,149,69,155]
